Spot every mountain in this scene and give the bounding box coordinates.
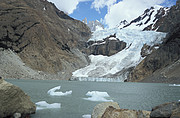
[118,5,169,31]
[72,0,180,83]
[72,28,166,80]
[130,0,180,83]
[82,18,104,31]
[0,0,91,79]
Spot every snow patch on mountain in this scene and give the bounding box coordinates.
[118,5,170,31]
[72,28,166,79]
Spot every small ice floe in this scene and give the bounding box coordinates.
[169,84,180,87]
[83,91,113,102]
[36,101,61,110]
[82,114,91,118]
[47,86,72,96]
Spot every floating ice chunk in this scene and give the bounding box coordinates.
[86,91,110,97]
[83,91,113,102]
[36,101,61,110]
[82,114,91,118]
[169,84,180,87]
[47,86,72,96]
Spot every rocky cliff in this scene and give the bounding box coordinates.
[129,0,180,83]
[86,34,126,56]
[0,0,91,79]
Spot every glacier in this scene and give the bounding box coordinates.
[72,28,166,81]
[169,84,180,87]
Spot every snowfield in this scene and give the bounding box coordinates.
[72,28,166,81]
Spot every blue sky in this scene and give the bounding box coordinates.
[70,0,177,22]
[48,0,177,28]
[70,1,107,22]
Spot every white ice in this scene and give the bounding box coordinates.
[47,86,72,96]
[83,91,113,102]
[82,114,91,118]
[72,28,166,79]
[169,84,180,87]
[36,101,61,110]
[70,77,124,82]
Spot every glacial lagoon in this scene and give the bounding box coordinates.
[6,79,180,118]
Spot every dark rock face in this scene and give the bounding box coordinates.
[0,79,36,118]
[129,0,180,83]
[150,102,180,118]
[87,35,126,56]
[140,44,160,57]
[157,0,180,33]
[0,0,91,79]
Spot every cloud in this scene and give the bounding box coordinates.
[91,0,117,12]
[104,0,166,28]
[48,0,90,14]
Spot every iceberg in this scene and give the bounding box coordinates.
[169,84,180,87]
[47,86,72,96]
[82,114,91,118]
[83,91,113,102]
[36,101,61,110]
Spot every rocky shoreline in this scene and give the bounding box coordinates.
[92,102,180,118]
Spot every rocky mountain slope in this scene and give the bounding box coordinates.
[129,0,180,83]
[0,0,91,79]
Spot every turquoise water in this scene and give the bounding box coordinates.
[6,79,180,118]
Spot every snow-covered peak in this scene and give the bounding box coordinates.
[82,17,87,24]
[82,18,104,32]
[119,5,170,31]
[117,20,128,29]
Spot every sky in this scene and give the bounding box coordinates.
[48,0,177,28]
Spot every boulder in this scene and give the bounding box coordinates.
[150,102,180,118]
[171,108,180,118]
[0,78,36,118]
[92,102,120,118]
[101,106,150,118]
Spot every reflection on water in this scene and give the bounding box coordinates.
[6,79,180,118]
